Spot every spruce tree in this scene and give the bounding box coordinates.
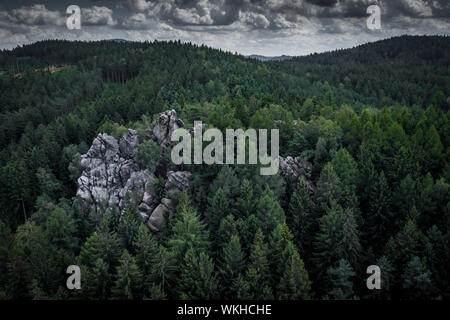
[168,195,209,265]
[315,163,342,212]
[326,259,356,300]
[236,179,255,217]
[256,187,285,235]
[133,224,159,294]
[112,250,143,300]
[84,258,110,300]
[313,201,344,273]
[340,208,361,268]
[402,256,436,300]
[219,234,245,299]
[179,248,218,299]
[278,241,311,300]
[207,187,229,246]
[287,179,313,255]
[244,228,272,299]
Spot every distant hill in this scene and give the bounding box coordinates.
[270,35,449,107]
[106,39,132,43]
[247,54,293,62]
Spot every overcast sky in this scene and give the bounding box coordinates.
[0,0,448,55]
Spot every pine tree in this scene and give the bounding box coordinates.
[340,208,361,268]
[208,165,240,203]
[152,245,176,295]
[219,234,245,299]
[364,170,392,251]
[244,228,272,299]
[256,187,286,235]
[315,163,342,212]
[402,256,436,299]
[207,188,229,246]
[326,259,356,300]
[0,152,31,227]
[385,214,425,269]
[331,148,359,209]
[133,224,159,294]
[313,201,344,273]
[216,214,238,251]
[84,258,111,300]
[236,179,255,217]
[7,222,59,299]
[44,206,77,253]
[392,174,417,226]
[179,248,218,299]
[278,241,311,300]
[168,195,209,264]
[372,255,394,299]
[112,250,143,300]
[79,221,122,271]
[425,225,450,298]
[287,179,313,255]
[117,196,142,251]
[236,214,261,255]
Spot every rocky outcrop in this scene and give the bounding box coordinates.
[76,109,317,235]
[164,171,191,196]
[147,198,174,234]
[76,110,190,235]
[145,109,185,149]
[279,156,314,192]
[76,129,142,213]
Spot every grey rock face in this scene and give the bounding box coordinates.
[279,156,315,192]
[119,169,156,219]
[76,111,190,235]
[146,109,184,149]
[165,171,191,196]
[76,129,147,215]
[147,198,174,235]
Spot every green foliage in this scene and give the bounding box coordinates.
[219,234,245,299]
[44,206,77,253]
[278,241,311,300]
[326,259,356,300]
[79,222,122,270]
[287,179,313,255]
[256,188,285,235]
[179,248,219,299]
[0,37,448,300]
[112,250,143,300]
[168,194,210,264]
[402,256,436,300]
[136,139,161,173]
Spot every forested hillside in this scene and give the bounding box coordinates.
[0,35,448,300]
[271,35,450,108]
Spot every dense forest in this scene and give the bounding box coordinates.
[0,35,448,300]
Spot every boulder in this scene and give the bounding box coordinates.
[164,171,191,196]
[279,156,315,192]
[145,109,184,148]
[147,198,174,235]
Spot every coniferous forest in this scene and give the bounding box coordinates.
[0,35,448,300]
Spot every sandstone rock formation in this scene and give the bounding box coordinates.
[145,109,185,149]
[278,156,315,192]
[76,110,190,235]
[76,109,316,235]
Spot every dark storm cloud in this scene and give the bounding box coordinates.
[0,0,448,54]
[306,0,338,7]
[85,0,449,31]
